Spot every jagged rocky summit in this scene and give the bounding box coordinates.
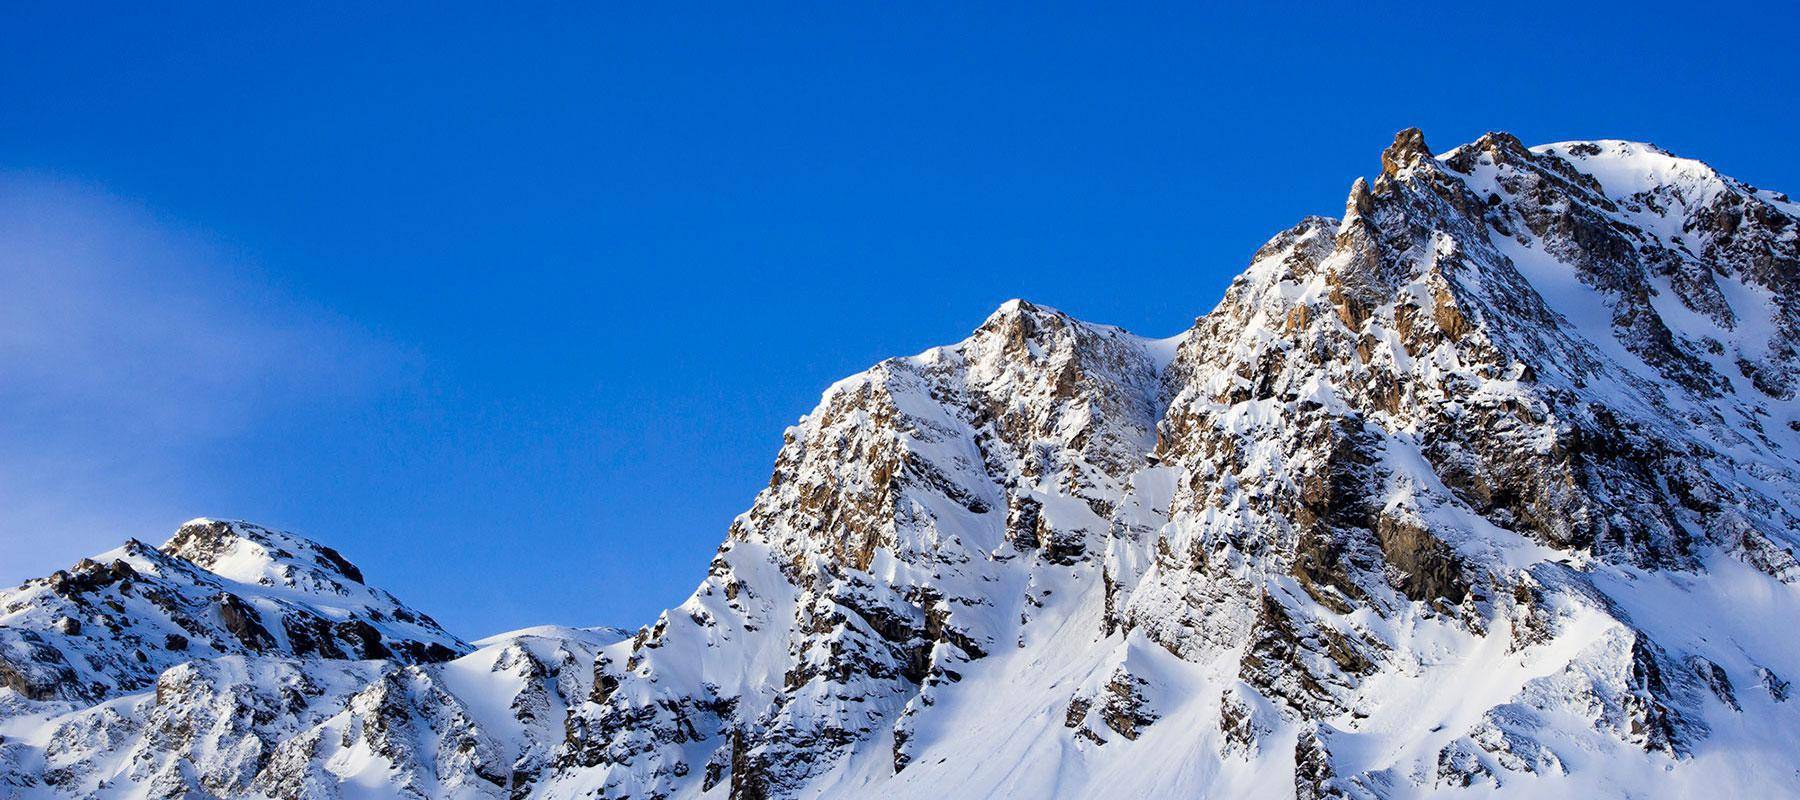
[5,129,1800,798]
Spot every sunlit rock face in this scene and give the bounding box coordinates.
[7,130,1800,799]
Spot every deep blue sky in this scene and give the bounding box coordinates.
[4,3,1796,638]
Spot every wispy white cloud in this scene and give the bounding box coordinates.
[0,173,399,578]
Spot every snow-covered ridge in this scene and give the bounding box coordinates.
[0,519,467,710]
[5,129,1800,799]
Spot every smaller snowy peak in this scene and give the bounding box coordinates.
[1436,129,1800,404]
[163,518,366,588]
[981,296,1039,323]
[954,298,1178,472]
[155,518,465,650]
[966,298,1090,363]
[474,624,633,650]
[0,520,469,710]
[727,294,1179,577]
[814,299,1180,421]
[971,298,1122,352]
[1538,138,1799,269]
[975,298,1171,343]
[969,298,1184,374]
[1534,139,1725,203]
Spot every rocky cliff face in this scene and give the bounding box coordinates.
[5,131,1800,798]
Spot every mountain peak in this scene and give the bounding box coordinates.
[1379,126,1433,176]
[2,519,467,707]
[163,517,367,586]
[978,297,1068,327]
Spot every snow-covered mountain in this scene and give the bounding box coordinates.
[6,129,1800,798]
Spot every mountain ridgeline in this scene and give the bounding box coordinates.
[5,130,1800,798]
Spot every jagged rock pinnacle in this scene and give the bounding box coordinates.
[1346,177,1373,219]
[1380,127,1432,176]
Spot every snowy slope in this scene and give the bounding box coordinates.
[5,129,1800,799]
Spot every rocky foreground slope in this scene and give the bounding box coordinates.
[5,130,1800,798]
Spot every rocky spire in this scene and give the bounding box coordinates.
[1379,126,1432,177]
[1345,176,1373,220]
